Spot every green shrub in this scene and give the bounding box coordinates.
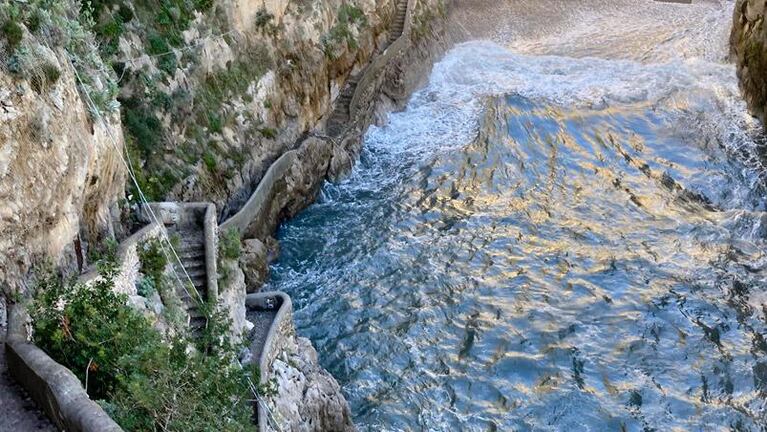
[254,7,274,29]
[202,151,216,171]
[122,97,163,158]
[147,33,178,75]
[194,0,215,12]
[259,127,277,139]
[30,62,61,93]
[139,238,168,285]
[321,4,367,57]
[30,267,259,431]
[31,266,160,398]
[2,19,23,50]
[208,112,223,133]
[338,4,366,25]
[25,12,41,33]
[136,276,156,297]
[219,228,241,260]
[88,237,119,265]
[117,4,134,22]
[42,62,61,82]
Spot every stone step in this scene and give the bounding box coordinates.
[177,275,207,292]
[330,115,349,125]
[187,307,206,319]
[177,240,204,249]
[178,249,205,260]
[185,267,207,279]
[190,316,207,330]
[180,259,205,270]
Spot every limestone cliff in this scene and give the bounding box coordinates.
[1,0,451,430]
[264,335,355,432]
[107,0,397,217]
[731,0,767,123]
[0,9,125,296]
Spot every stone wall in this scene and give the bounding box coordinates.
[78,222,164,296]
[4,303,123,432]
[731,0,767,123]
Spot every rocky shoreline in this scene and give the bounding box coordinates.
[731,0,767,124]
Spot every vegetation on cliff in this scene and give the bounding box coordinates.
[29,263,258,431]
[0,0,119,113]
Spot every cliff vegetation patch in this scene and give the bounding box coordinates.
[29,263,260,431]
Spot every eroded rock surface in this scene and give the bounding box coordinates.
[264,335,355,432]
[0,46,124,296]
[731,0,767,122]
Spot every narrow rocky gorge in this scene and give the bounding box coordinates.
[1,0,450,430]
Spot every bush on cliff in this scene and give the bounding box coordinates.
[2,18,23,49]
[30,265,258,432]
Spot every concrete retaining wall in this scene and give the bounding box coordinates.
[221,1,417,241]
[220,151,297,240]
[244,291,294,432]
[79,222,164,295]
[4,303,123,432]
[144,202,220,302]
[203,203,219,302]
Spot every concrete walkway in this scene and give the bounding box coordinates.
[0,316,57,431]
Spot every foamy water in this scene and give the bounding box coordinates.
[269,1,767,430]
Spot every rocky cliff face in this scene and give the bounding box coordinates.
[731,0,767,123]
[0,29,124,296]
[264,335,355,432]
[108,0,397,218]
[1,0,451,429]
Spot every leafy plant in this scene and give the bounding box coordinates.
[88,237,119,265]
[31,267,259,431]
[30,62,61,93]
[259,127,277,139]
[31,266,159,398]
[2,18,23,50]
[202,151,217,171]
[321,3,367,57]
[139,238,168,286]
[219,227,241,260]
[254,7,274,29]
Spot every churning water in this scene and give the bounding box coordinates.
[268,1,767,430]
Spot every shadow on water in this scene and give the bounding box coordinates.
[268,40,767,431]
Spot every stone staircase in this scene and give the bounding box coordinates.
[168,225,209,334]
[389,0,408,43]
[327,74,361,136]
[326,0,409,137]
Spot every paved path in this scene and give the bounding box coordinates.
[1,322,57,431]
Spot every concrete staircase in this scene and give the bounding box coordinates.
[327,74,361,137]
[168,225,209,335]
[389,0,408,43]
[326,0,409,137]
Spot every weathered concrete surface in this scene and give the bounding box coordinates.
[221,137,333,241]
[731,0,767,123]
[242,291,356,431]
[1,310,57,432]
[243,291,354,432]
[218,257,250,338]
